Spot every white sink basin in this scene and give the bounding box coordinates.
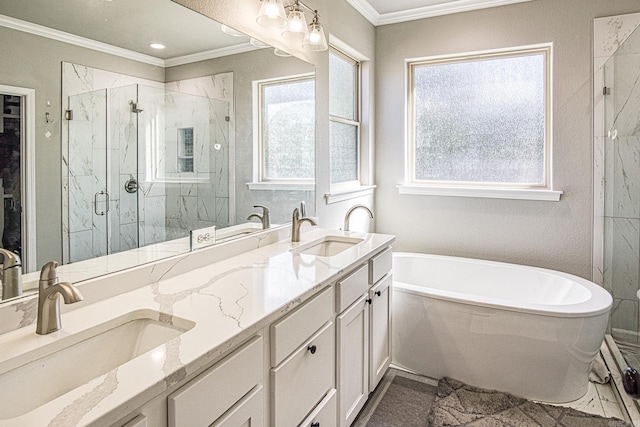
[293,236,364,257]
[0,310,194,419]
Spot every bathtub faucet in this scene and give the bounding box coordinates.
[344,205,374,231]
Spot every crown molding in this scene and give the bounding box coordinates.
[346,0,534,26]
[0,14,165,67]
[0,14,256,69]
[164,42,260,67]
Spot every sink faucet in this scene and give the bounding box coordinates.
[291,207,317,243]
[247,205,270,229]
[344,204,374,231]
[0,248,21,300]
[36,261,84,335]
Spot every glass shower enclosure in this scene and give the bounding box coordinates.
[66,84,230,263]
[602,23,640,375]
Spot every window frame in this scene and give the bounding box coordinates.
[402,43,561,201]
[251,73,316,190]
[329,46,362,190]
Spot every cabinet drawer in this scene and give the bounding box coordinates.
[168,335,263,427]
[369,247,392,285]
[211,385,264,427]
[335,264,369,313]
[299,389,337,427]
[271,322,335,427]
[270,286,333,366]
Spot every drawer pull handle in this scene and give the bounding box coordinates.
[366,298,372,304]
[375,290,381,297]
[307,344,317,354]
[311,423,320,427]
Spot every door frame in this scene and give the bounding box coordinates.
[0,84,36,272]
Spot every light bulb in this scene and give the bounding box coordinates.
[265,3,279,17]
[309,31,321,43]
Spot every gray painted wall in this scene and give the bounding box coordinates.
[374,0,640,279]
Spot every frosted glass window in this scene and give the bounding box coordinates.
[330,121,358,183]
[260,76,315,181]
[330,48,360,185]
[408,46,550,187]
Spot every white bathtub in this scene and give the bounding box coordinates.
[392,252,613,403]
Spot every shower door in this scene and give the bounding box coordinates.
[67,86,143,262]
[67,89,109,263]
[602,23,640,370]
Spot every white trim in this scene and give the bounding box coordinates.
[247,182,315,192]
[328,35,370,62]
[325,185,376,204]
[0,14,257,68]
[346,0,533,26]
[0,84,36,272]
[398,185,562,201]
[164,43,261,67]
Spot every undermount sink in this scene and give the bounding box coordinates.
[0,310,194,419]
[293,235,364,257]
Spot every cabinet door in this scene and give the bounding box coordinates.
[337,295,369,427]
[370,274,392,392]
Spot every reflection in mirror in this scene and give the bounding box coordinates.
[0,0,315,301]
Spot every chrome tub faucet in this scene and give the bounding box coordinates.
[36,261,84,335]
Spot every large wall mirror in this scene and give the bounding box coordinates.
[0,0,315,301]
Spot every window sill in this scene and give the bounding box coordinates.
[397,185,562,201]
[247,182,314,191]
[324,185,376,204]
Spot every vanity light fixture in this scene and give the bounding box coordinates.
[256,0,288,28]
[256,0,328,51]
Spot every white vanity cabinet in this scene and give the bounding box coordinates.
[167,335,264,427]
[270,286,336,427]
[336,247,393,427]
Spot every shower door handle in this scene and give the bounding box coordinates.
[94,191,110,215]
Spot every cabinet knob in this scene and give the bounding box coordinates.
[366,298,372,304]
[307,344,317,354]
[375,290,381,297]
[311,423,320,427]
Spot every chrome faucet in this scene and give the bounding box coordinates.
[291,207,317,242]
[344,204,374,231]
[36,261,84,335]
[247,205,270,229]
[0,248,22,300]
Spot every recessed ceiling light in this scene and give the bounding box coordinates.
[148,43,166,50]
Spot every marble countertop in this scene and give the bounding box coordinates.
[0,228,394,426]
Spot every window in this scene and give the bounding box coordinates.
[330,48,360,186]
[404,44,560,200]
[257,75,315,184]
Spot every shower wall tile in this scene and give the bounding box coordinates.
[613,53,640,137]
[613,136,640,218]
[611,297,639,337]
[69,230,93,263]
[594,57,607,139]
[179,196,198,230]
[216,197,229,228]
[594,13,640,59]
[68,175,93,233]
[119,223,138,251]
[605,218,640,300]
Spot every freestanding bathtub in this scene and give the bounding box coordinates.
[392,252,613,403]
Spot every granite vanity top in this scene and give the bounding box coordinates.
[0,228,394,426]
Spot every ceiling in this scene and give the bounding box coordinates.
[0,0,252,66]
[346,0,534,25]
[0,0,535,65]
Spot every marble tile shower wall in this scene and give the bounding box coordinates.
[593,13,640,342]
